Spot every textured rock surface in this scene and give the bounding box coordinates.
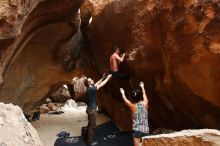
[0,0,44,54]
[142,129,220,146]
[50,86,71,103]
[1,0,220,132]
[49,77,88,103]
[0,102,43,146]
[81,0,220,130]
[0,0,87,111]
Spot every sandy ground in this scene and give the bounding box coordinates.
[32,105,110,146]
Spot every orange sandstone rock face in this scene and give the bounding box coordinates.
[0,0,86,111]
[0,0,44,84]
[0,0,220,132]
[82,0,220,130]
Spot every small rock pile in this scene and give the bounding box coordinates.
[60,99,87,113]
[39,99,87,114]
[39,103,62,114]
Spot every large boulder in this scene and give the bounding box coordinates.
[81,0,220,130]
[0,103,43,146]
[142,129,220,146]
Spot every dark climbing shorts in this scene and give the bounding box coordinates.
[132,131,149,138]
[110,71,129,80]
